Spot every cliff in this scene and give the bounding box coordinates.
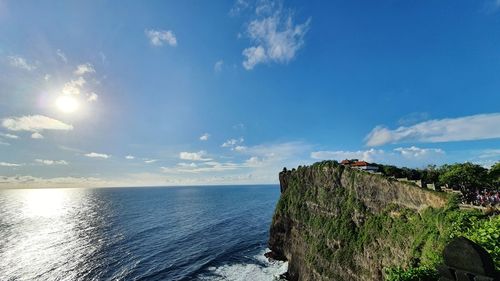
[269,161,455,281]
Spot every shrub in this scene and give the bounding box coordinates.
[385,266,439,281]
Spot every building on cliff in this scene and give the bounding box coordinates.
[341,159,379,172]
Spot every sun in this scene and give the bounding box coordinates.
[56,95,79,113]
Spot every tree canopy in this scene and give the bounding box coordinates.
[438,163,489,192]
[489,162,500,189]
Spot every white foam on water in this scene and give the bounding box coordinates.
[198,249,288,281]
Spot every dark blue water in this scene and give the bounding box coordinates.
[0,185,287,281]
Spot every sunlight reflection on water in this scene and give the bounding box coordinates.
[21,189,69,218]
[0,188,108,281]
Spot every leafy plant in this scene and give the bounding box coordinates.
[452,215,500,268]
[385,266,439,281]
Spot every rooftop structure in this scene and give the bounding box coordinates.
[341,159,379,172]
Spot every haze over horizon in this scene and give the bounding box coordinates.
[1,0,500,188]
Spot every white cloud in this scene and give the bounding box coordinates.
[87,92,98,102]
[162,161,242,173]
[85,152,110,159]
[62,77,86,95]
[222,137,244,148]
[35,159,69,165]
[74,63,95,75]
[177,162,198,168]
[0,162,23,167]
[365,113,500,146]
[200,133,210,141]
[311,146,446,167]
[0,133,18,139]
[311,149,385,163]
[473,160,498,169]
[244,141,311,159]
[478,149,500,159]
[245,156,262,167]
[234,145,247,152]
[31,132,44,139]
[242,46,267,70]
[227,141,313,177]
[145,29,177,47]
[214,60,224,72]
[242,2,311,70]
[229,0,250,16]
[2,115,73,133]
[179,151,212,161]
[8,55,37,71]
[128,172,259,186]
[394,146,444,158]
[125,155,135,160]
[56,49,67,63]
[144,159,157,164]
[44,74,51,81]
[0,140,9,146]
[0,175,113,189]
[234,141,314,180]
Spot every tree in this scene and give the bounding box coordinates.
[489,162,500,190]
[382,165,405,178]
[439,163,489,193]
[421,165,440,186]
[403,168,421,181]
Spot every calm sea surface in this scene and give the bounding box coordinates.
[0,185,287,281]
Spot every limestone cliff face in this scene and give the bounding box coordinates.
[269,161,450,281]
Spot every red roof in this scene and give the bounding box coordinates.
[352,161,369,166]
[340,159,351,165]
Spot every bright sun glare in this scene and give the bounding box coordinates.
[56,95,79,113]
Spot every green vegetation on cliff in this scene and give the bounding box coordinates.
[375,161,500,192]
[270,161,500,281]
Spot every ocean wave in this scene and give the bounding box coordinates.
[197,249,288,281]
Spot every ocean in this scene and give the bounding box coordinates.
[0,185,287,281]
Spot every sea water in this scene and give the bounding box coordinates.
[0,185,287,281]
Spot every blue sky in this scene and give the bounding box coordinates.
[1,0,500,187]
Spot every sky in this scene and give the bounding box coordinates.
[1,0,500,188]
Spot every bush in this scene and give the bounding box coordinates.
[454,215,500,269]
[385,266,439,281]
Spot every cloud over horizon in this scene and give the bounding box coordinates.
[179,151,212,161]
[311,146,446,167]
[365,113,500,146]
[0,133,18,139]
[2,115,73,133]
[0,162,23,167]
[85,152,111,159]
[35,159,69,165]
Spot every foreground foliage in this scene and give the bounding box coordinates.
[385,214,500,280]
[385,266,438,281]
